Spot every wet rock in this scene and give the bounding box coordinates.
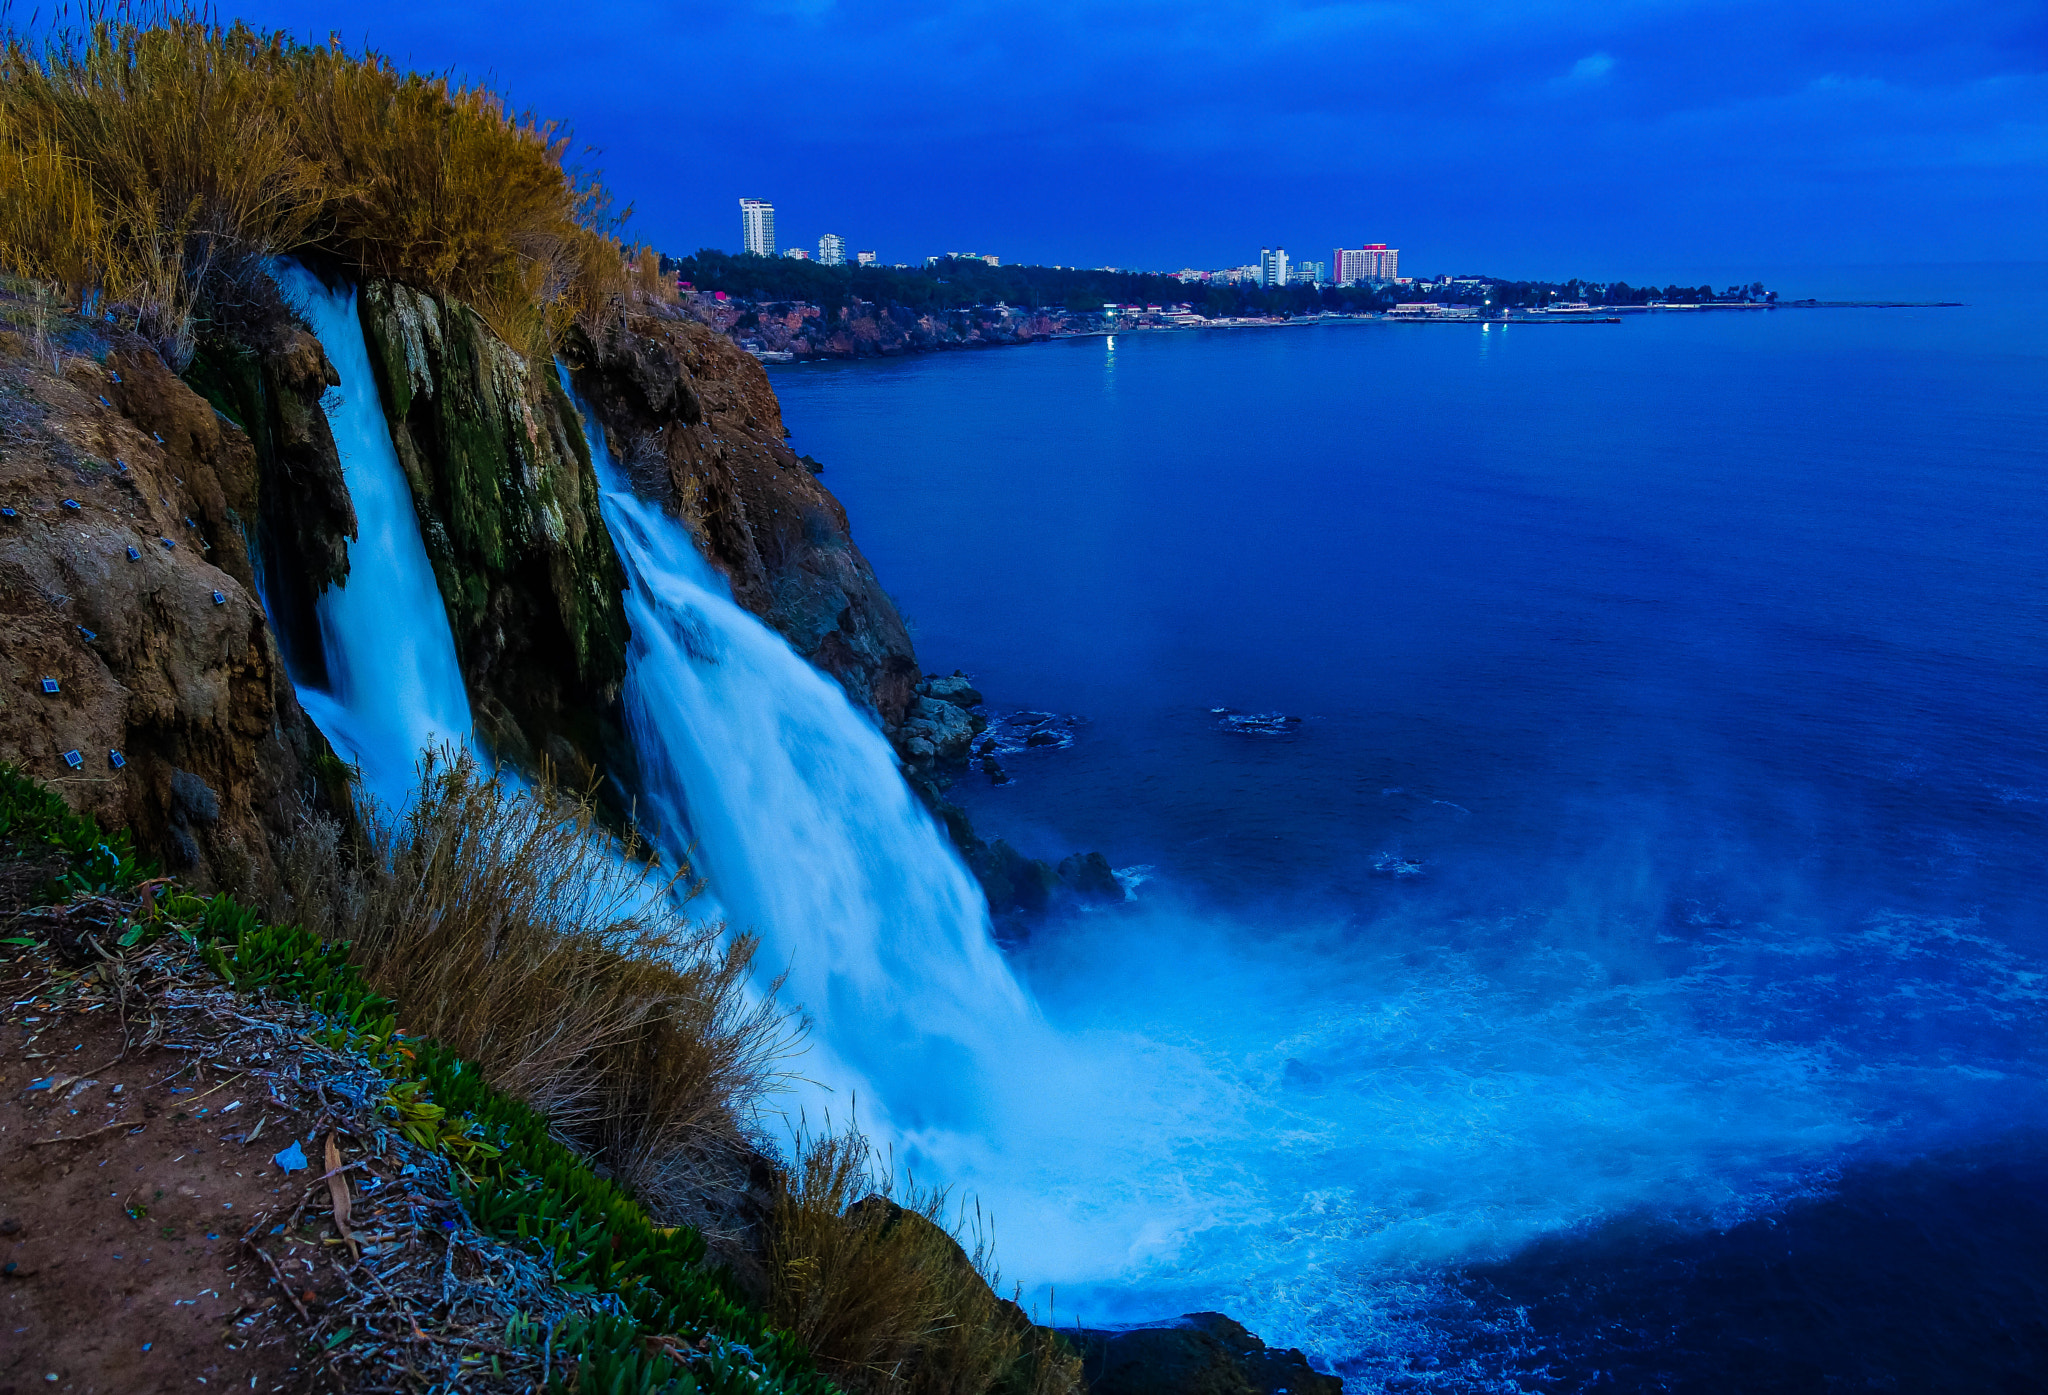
[900,695,976,764]
[984,840,1061,914]
[359,281,630,787]
[1067,1313,1340,1395]
[920,671,984,708]
[981,755,1010,785]
[1057,851,1121,901]
[564,312,922,743]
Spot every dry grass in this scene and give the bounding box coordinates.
[269,759,1075,1395]
[274,751,798,1215]
[0,6,650,364]
[767,1127,1083,1395]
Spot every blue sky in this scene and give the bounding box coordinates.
[231,0,2043,280]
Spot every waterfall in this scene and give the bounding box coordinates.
[272,263,474,812]
[558,367,1038,1134]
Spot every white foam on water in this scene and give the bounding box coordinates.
[545,365,2048,1380]
[258,343,2043,1384]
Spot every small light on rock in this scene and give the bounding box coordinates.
[62,749,82,769]
[77,626,96,641]
[125,545,140,561]
[211,591,226,605]
[159,537,175,550]
[60,498,79,510]
[40,677,59,694]
[109,750,126,769]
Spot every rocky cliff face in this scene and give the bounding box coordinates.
[693,296,1075,359]
[565,309,924,736]
[0,304,329,890]
[357,282,631,785]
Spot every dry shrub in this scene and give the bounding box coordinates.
[276,751,797,1214]
[767,1127,1083,1395]
[0,7,645,364]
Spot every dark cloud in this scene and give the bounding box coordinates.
[230,0,2045,273]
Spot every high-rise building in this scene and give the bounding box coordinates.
[1259,248,1289,288]
[1295,260,1327,285]
[740,199,775,257]
[855,250,877,266]
[1334,244,1400,285]
[818,233,846,266]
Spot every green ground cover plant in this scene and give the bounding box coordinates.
[0,759,1079,1395]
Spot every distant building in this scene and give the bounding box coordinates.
[856,250,878,266]
[740,199,775,257]
[785,247,810,260]
[1334,244,1400,285]
[1296,260,1327,286]
[818,233,846,266]
[1259,248,1289,288]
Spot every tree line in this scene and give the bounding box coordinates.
[663,251,1771,319]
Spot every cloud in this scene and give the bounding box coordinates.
[1563,51,1618,85]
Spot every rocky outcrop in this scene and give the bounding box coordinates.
[1066,1314,1341,1395]
[565,309,922,738]
[184,274,355,686]
[0,308,329,891]
[357,282,630,784]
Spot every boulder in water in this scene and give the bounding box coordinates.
[1057,851,1121,901]
[900,694,977,764]
[920,670,984,708]
[1065,1312,1340,1395]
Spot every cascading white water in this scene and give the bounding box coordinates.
[558,367,1038,1134]
[272,263,474,812]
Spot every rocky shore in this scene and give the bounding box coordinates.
[685,293,1101,361]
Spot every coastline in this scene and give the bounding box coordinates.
[730,299,1963,366]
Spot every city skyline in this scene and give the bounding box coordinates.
[219,0,2043,278]
[735,199,1406,285]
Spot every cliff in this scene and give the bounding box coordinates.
[357,281,631,785]
[691,294,1082,360]
[0,293,332,893]
[565,308,925,735]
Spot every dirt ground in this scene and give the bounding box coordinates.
[0,950,312,1393]
[0,878,607,1395]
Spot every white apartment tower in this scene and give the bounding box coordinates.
[740,199,775,257]
[1260,248,1290,288]
[1334,244,1400,285]
[818,233,847,266]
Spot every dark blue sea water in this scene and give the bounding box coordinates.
[772,265,2048,1392]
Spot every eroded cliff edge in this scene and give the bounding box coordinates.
[0,304,334,892]
[563,309,924,739]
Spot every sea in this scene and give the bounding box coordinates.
[769,264,2048,1393]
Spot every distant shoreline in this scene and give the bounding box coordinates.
[752,298,1964,363]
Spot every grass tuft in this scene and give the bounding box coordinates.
[768,1126,1082,1395]
[276,749,798,1218]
